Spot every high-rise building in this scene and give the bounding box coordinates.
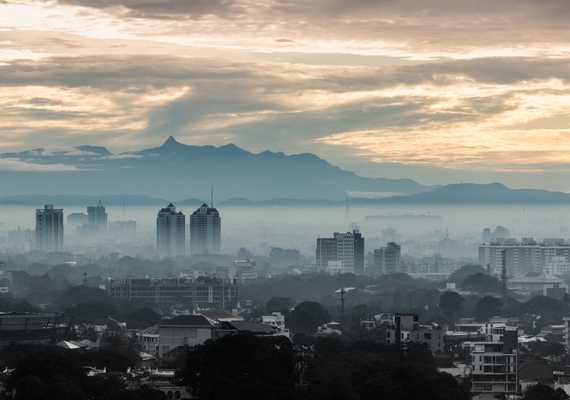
[87,200,108,231]
[67,212,88,227]
[373,242,401,275]
[35,204,64,252]
[316,237,337,271]
[190,203,221,255]
[353,230,365,274]
[156,203,186,258]
[479,238,570,276]
[316,230,364,274]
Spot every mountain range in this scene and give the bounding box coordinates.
[0,136,426,201]
[2,138,570,205]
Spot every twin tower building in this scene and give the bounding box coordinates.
[156,202,221,258]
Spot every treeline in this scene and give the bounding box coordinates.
[181,334,470,400]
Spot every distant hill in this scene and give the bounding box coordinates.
[0,136,428,201]
[379,183,570,204]
[2,183,570,206]
[0,194,166,206]
[219,197,338,207]
[177,198,207,207]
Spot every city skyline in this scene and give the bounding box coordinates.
[3,1,570,190]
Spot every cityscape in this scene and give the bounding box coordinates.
[3,0,570,399]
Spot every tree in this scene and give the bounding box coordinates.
[522,296,567,324]
[286,301,330,334]
[474,296,503,321]
[527,341,566,358]
[126,307,161,328]
[183,334,296,400]
[351,304,370,331]
[448,264,486,284]
[523,384,569,400]
[439,291,465,322]
[266,297,291,314]
[306,346,470,400]
[461,273,502,293]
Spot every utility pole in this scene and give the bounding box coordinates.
[501,249,508,300]
[340,287,346,327]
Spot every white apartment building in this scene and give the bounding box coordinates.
[465,326,518,398]
[479,238,570,276]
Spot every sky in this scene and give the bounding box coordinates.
[2,0,570,190]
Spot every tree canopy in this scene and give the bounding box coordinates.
[474,296,503,322]
[439,291,465,321]
[287,301,331,335]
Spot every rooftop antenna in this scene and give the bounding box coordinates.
[210,185,214,208]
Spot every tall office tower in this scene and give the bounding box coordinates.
[87,200,108,231]
[156,203,186,258]
[353,230,365,274]
[335,232,356,273]
[35,204,64,252]
[481,228,492,243]
[316,230,364,274]
[190,202,221,255]
[316,237,337,271]
[373,242,401,275]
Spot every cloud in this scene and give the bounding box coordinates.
[54,0,241,18]
[2,54,570,164]
[0,158,79,172]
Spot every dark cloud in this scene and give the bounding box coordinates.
[272,0,570,19]
[54,0,241,18]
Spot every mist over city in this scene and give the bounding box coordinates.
[3,1,570,399]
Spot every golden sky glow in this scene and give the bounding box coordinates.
[3,0,570,188]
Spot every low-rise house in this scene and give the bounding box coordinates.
[158,315,215,357]
[137,325,160,356]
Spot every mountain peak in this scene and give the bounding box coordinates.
[161,136,182,148]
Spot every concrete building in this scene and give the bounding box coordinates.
[373,242,401,275]
[67,212,88,227]
[562,318,570,351]
[108,277,238,310]
[360,312,444,353]
[479,238,570,276]
[233,259,258,282]
[87,200,108,231]
[465,326,518,397]
[545,256,570,276]
[137,325,160,356]
[316,230,364,274]
[35,204,64,252]
[316,237,337,271]
[158,315,215,356]
[508,274,568,298]
[0,312,66,348]
[156,203,186,258]
[190,203,221,255]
